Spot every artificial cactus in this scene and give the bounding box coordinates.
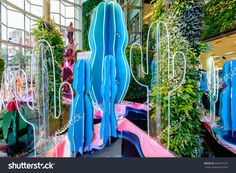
[68,59,93,155]
[147,23,186,149]
[129,43,151,135]
[89,1,130,145]
[219,60,236,140]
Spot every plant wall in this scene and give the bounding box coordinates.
[82,0,103,51]
[151,0,206,157]
[202,0,236,38]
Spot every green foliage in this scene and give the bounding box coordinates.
[202,0,236,38]
[32,18,64,120]
[151,0,204,157]
[170,0,204,53]
[124,46,154,102]
[32,18,64,57]
[0,58,5,82]
[151,0,166,21]
[82,0,103,51]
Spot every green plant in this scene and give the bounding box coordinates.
[0,58,5,82]
[170,0,204,52]
[32,18,64,134]
[124,46,154,102]
[82,0,103,51]
[151,0,205,157]
[202,0,236,38]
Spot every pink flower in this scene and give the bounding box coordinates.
[7,100,21,112]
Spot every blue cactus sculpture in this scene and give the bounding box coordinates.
[89,1,130,144]
[220,61,236,132]
[68,59,93,155]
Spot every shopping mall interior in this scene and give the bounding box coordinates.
[0,0,236,158]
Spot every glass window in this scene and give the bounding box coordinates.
[30,0,42,6]
[25,16,31,33]
[1,24,7,40]
[8,28,24,45]
[31,5,42,17]
[1,44,8,62]
[51,0,60,13]
[8,10,24,29]
[50,0,82,49]
[51,13,60,24]
[61,16,66,26]
[1,0,82,67]
[8,0,24,9]
[66,6,74,18]
[25,0,31,13]
[61,3,66,17]
[1,4,7,24]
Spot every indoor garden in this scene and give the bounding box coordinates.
[0,0,235,158]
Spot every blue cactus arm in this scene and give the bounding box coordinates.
[104,2,116,56]
[69,60,94,155]
[231,61,236,131]
[68,60,80,154]
[114,3,130,103]
[84,61,93,150]
[90,2,106,105]
[75,60,85,154]
[220,62,232,131]
[100,56,111,143]
[88,8,98,101]
[110,56,118,137]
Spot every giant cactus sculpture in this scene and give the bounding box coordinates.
[89,1,130,144]
[220,61,236,137]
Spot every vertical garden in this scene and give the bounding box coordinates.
[150,0,207,157]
